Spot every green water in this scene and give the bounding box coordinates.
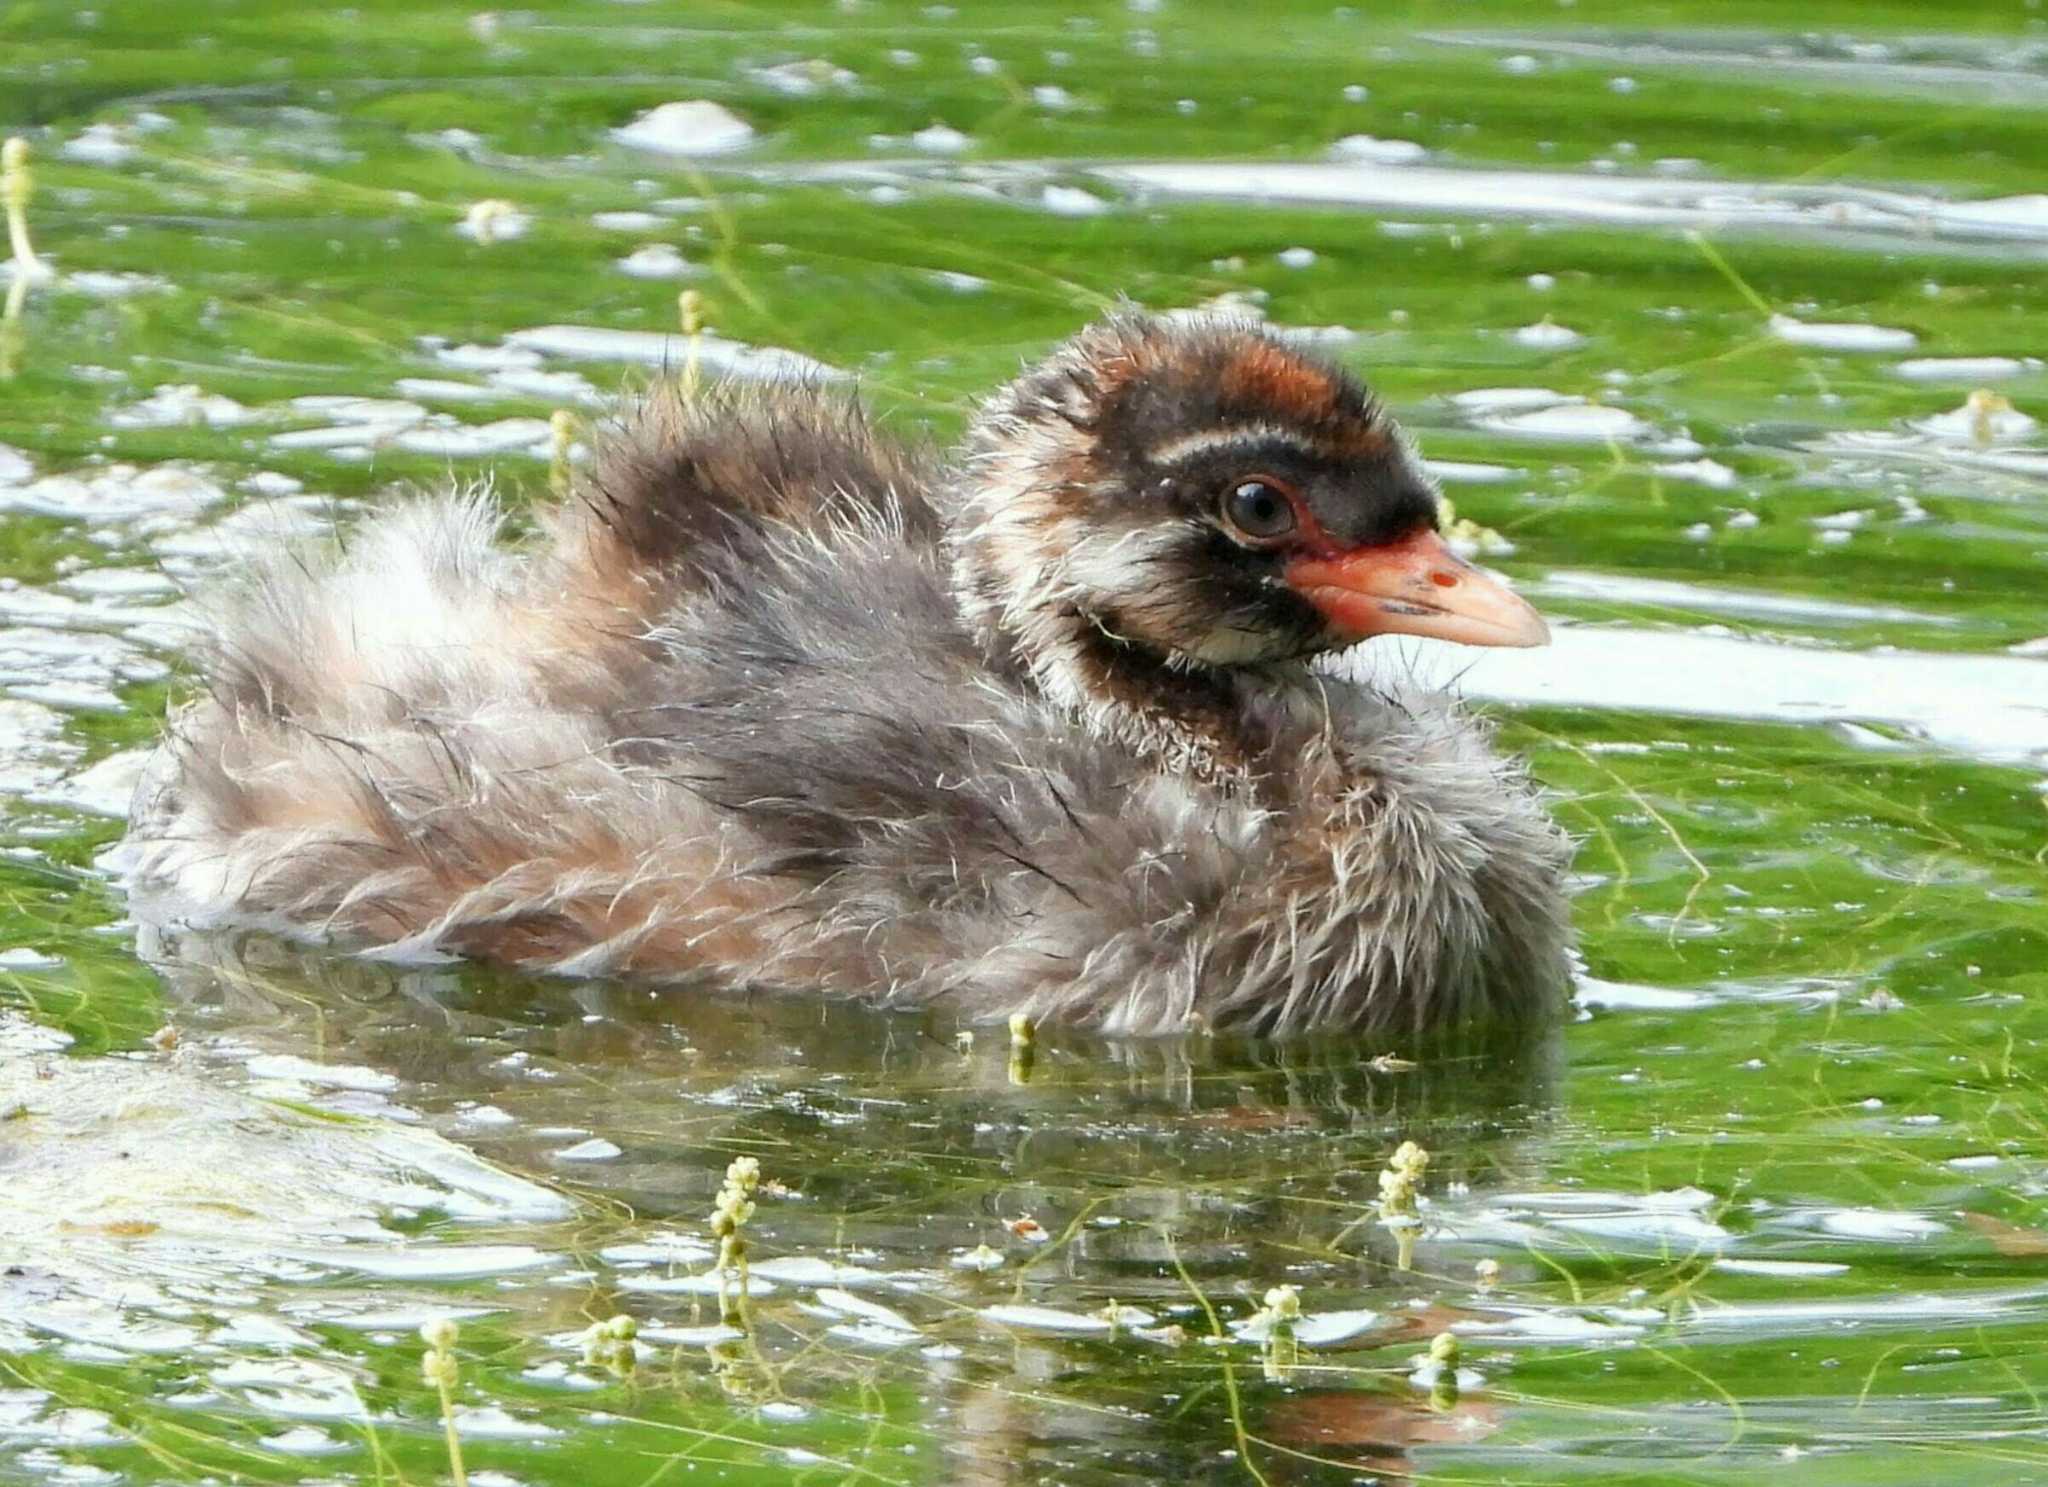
[3,2,2047,1483]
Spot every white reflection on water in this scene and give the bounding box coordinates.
[1360,623,2048,768]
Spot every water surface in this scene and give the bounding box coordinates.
[3,2,2046,1483]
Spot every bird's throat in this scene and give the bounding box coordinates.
[1040,618,1271,783]
[949,520,1269,782]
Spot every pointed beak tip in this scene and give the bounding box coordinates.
[1508,608,1552,649]
[1286,528,1553,652]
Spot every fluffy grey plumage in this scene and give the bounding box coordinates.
[124,312,1573,1036]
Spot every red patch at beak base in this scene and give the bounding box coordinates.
[1284,528,1550,649]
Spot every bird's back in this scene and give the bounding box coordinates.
[550,379,946,636]
[123,382,965,963]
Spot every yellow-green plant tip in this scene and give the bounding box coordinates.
[1007,1011,1035,1043]
[1966,387,2012,449]
[1429,1330,1460,1366]
[3,135,39,274]
[1,137,27,206]
[419,1316,459,1350]
[462,198,519,246]
[548,410,576,493]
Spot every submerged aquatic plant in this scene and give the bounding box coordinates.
[1378,1139,1430,1270]
[955,1241,1004,1270]
[1437,494,1513,559]
[419,1316,470,1487]
[706,1334,778,1405]
[678,288,705,398]
[1253,1283,1302,1381]
[578,1312,639,1375]
[1,136,47,378]
[1422,1329,1464,1410]
[3,138,44,279]
[1008,1011,1036,1084]
[1428,1329,1460,1370]
[549,409,577,497]
[1966,387,2016,448]
[710,1154,762,1325]
[461,198,521,245]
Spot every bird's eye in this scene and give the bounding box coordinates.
[1221,477,1299,542]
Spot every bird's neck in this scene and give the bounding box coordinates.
[946,458,1280,781]
[1075,625,1277,781]
[964,587,1275,781]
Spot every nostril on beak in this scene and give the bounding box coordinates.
[1429,570,1460,589]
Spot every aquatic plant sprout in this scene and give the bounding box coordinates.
[1378,1138,1430,1270]
[577,1312,639,1375]
[547,408,576,497]
[1007,1009,1036,1084]
[709,1154,762,1325]
[1254,1284,1304,1381]
[678,287,706,397]
[2,138,44,279]
[1,136,47,375]
[419,1317,470,1487]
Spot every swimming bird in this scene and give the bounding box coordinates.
[123,310,1572,1036]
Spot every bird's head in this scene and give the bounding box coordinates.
[952,311,1546,704]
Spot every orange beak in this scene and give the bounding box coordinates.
[1284,528,1550,649]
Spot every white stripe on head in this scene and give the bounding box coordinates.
[1146,423,1320,467]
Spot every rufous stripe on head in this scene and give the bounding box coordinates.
[1220,342,1341,420]
[1216,342,1391,458]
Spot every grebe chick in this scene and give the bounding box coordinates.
[124,311,1572,1036]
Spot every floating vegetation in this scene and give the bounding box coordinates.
[1007,1009,1036,1084]
[1964,387,2025,447]
[952,1242,1004,1271]
[1438,494,1515,558]
[708,1154,761,1326]
[1378,1139,1430,1271]
[547,408,576,496]
[419,1317,471,1487]
[458,198,527,244]
[1254,1283,1304,1381]
[577,1312,639,1375]
[2,138,43,281]
[1,136,45,376]
[1418,1329,1465,1410]
[677,287,705,399]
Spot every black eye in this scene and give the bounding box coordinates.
[1221,477,1298,542]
